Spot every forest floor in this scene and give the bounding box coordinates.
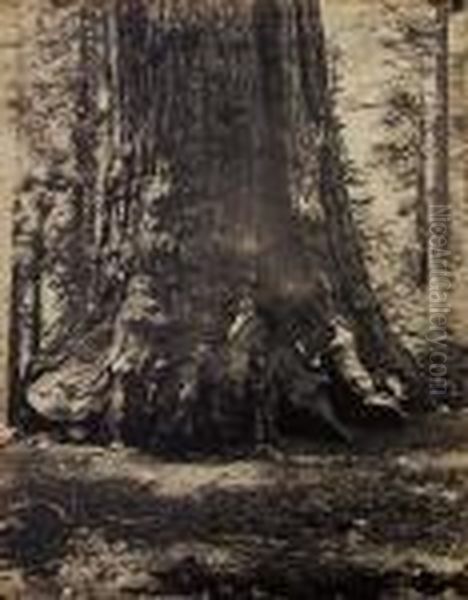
[2,414,468,598]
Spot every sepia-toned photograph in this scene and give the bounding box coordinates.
[0,0,467,597]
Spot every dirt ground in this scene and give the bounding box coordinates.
[2,414,468,599]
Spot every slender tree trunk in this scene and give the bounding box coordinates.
[417,90,429,288]
[432,0,450,229]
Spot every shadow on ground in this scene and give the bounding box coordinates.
[2,413,468,598]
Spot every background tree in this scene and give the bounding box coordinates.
[374,2,442,289]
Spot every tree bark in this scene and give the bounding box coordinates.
[12,0,424,448]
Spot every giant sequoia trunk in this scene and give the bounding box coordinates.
[11,0,423,449]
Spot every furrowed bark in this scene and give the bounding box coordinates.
[11,0,424,448]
